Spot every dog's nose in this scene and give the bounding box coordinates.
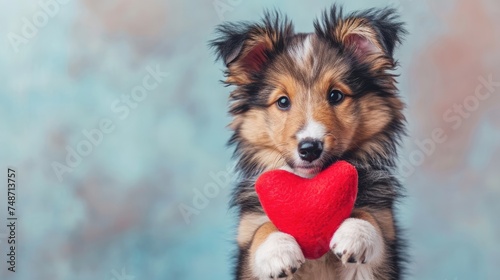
[298,140,323,162]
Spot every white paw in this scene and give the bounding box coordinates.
[253,232,305,280]
[330,218,384,265]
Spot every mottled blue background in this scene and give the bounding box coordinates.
[1,0,499,279]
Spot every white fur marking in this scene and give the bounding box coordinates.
[289,35,313,67]
[253,232,305,279]
[330,218,385,280]
[297,119,326,141]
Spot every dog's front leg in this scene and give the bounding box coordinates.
[330,208,395,280]
[244,222,305,280]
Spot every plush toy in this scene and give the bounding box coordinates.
[255,161,358,259]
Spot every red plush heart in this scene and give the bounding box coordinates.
[256,161,358,259]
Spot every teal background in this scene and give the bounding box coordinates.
[1,0,499,279]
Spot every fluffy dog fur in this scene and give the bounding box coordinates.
[211,5,407,280]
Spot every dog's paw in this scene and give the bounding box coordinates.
[253,232,305,279]
[330,218,384,265]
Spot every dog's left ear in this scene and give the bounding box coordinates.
[210,12,294,85]
[315,5,406,68]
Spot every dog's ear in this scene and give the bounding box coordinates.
[315,5,406,68]
[210,12,294,85]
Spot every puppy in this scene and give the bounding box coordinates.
[211,5,407,280]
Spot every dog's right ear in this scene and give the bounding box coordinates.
[210,12,294,85]
[314,5,406,71]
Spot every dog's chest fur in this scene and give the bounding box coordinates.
[296,255,338,280]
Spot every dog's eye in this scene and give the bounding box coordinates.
[327,89,344,105]
[276,96,291,110]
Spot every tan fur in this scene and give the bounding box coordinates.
[350,208,396,242]
[350,209,382,232]
[351,93,405,164]
[336,18,384,53]
[333,17,398,73]
[237,213,270,246]
[354,95,392,142]
[249,222,279,264]
[294,253,342,280]
[372,209,396,241]
[227,64,253,85]
[239,110,274,146]
[250,222,278,250]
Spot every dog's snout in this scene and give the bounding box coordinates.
[298,139,323,162]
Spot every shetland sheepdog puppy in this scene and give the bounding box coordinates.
[211,5,407,280]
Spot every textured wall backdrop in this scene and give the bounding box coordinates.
[1,0,499,279]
